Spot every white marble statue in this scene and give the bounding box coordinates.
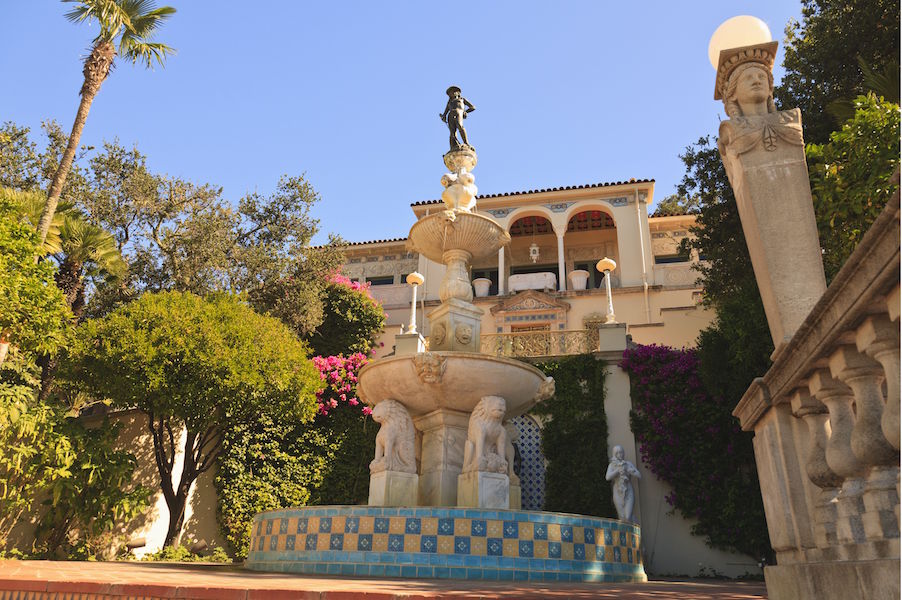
[369,399,416,474]
[606,445,641,523]
[462,396,508,474]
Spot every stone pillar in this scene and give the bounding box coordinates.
[790,389,842,550]
[715,42,826,353]
[829,346,900,541]
[556,231,566,291]
[497,247,505,295]
[748,399,817,560]
[414,409,469,506]
[808,370,867,545]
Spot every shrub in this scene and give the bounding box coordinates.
[215,353,375,558]
[0,370,74,548]
[34,418,151,559]
[0,194,70,360]
[807,94,900,281]
[306,275,385,357]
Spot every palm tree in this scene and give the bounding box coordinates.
[0,188,69,254]
[35,0,175,245]
[39,211,128,400]
[54,213,128,321]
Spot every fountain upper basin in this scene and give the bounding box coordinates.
[407,211,510,264]
[358,351,552,418]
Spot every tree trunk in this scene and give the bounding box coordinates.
[36,41,115,245]
[163,489,189,548]
[146,414,223,548]
[38,262,83,401]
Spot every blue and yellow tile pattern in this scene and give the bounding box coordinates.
[245,506,647,583]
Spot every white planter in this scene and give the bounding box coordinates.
[472,278,492,297]
[568,269,589,291]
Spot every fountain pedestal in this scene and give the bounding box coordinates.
[426,299,483,353]
[368,471,418,506]
[458,471,510,508]
[414,409,469,506]
[394,331,426,355]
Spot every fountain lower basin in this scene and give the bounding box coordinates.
[357,351,551,417]
[245,506,647,583]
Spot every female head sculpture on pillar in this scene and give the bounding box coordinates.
[713,41,778,118]
[723,62,776,118]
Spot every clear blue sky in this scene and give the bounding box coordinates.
[1,1,802,244]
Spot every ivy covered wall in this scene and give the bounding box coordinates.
[531,354,615,519]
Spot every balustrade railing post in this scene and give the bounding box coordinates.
[808,369,867,545]
[791,389,843,550]
[855,315,901,452]
[829,346,900,542]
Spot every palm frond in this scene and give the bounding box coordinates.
[62,0,134,43]
[63,0,175,66]
[858,56,900,104]
[57,213,128,280]
[120,39,175,68]
[0,187,76,254]
[123,2,176,36]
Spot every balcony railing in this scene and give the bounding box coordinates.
[480,329,597,358]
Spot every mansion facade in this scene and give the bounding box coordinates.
[343,178,713,359]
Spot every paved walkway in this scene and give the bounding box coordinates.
[0,560,767,599]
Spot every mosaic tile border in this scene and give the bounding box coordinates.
[245,506,646,583]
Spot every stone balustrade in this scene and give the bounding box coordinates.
[480,329,595,358]
[733,192,899,586]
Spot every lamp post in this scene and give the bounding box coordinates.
[596,257,617,324]
[406,272,425,334]
[709,15,826,351]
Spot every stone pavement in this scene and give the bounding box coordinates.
[0,560,767,599]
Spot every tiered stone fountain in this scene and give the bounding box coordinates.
[245,90,647,584]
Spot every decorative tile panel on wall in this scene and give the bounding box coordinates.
[511,415,545,511]
[246,506,646,583]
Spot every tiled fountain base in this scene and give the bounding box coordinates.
[245,506,647,583]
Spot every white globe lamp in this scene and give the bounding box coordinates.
[708,16,772,69]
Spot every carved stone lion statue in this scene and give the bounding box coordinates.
[370,399,416,474]
[462,395,508,474]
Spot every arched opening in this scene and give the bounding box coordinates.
[507,215,559,285]
[562,208,619,290]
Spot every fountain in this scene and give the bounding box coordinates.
[244,88,648,583]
